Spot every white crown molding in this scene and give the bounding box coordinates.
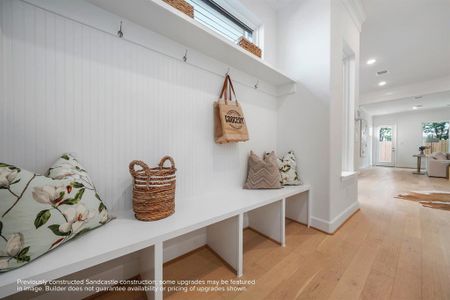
[342,0,366,32]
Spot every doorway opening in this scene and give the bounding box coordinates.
[377,125,396,166]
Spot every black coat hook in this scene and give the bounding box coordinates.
[117,21,124,38]
[254,80,259,89]
[183,49,188,62]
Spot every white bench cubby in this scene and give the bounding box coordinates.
[0,186,310,300]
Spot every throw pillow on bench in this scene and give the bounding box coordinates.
[0,153,110,272]
[275,151,302,186]
[244,151,282,189]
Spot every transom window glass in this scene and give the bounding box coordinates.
[187,0,254,43]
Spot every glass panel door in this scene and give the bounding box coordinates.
[377,125,396,166]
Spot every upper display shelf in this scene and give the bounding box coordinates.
[89,0,296,87]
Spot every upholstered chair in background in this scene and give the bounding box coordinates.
[426,152,450,178]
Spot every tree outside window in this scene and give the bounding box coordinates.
[379,127,392,142]
[422,121,449,153]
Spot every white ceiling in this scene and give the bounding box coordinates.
[360,90,450,116]
[360,0,450,94]
[263,0,295,10]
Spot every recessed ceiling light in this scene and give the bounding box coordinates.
[378,81,387,86]
[367,58,376,65]
[413,105,423,110]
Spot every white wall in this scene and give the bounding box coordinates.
[239,0,278,66]
[0,0,278,212]
[276,0,331,229]
[328,0,361,229]
[0,1,279,293]
[277,85,331,226]
[276,0,362,233]
[373,108,450,168]
[277,0,331,100]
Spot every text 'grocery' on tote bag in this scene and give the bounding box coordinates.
[214,75,249,144]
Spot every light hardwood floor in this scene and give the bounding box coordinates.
[94,167,450,300]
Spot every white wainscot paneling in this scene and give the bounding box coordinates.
[0,0,278,213]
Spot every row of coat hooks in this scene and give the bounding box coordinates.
[182,51,259,89]
[116,20,260,90]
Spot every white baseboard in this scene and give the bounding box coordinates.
[310,216,332,233]
[329,201,359,233]
[310,201,360,234]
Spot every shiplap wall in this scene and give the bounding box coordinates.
[0,0,278,212]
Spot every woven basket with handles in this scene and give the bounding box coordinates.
[238,37,262,58]
[129,156,176,221]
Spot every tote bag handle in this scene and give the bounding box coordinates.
[219,75,229,103]
[219,75,239,105]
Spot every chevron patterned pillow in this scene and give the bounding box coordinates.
[243,151,282,189]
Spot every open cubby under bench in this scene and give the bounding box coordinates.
[0,185,310,300]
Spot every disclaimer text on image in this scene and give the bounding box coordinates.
[15,278,257,294]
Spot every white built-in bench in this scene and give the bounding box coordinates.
[0,185,310,299]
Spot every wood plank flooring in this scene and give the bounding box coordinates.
[96,167,450,300]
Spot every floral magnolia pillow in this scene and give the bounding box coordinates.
[0,154,109,272]
[266,151,302,186]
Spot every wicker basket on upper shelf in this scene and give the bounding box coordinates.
[238,37,262,58]
[163,0,194,18]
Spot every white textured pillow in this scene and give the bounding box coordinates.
[0,154,109,272]
[276,151,302,186]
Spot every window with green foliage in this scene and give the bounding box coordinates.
[379,127,392,142]
[422,121,449,153]
[422,122,449,141]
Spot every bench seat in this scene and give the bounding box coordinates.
[0,185,310,298]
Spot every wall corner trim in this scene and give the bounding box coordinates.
[341,0,367,32]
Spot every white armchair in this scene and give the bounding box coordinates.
[427,152,450,178]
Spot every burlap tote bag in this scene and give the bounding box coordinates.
[214,75,249,144]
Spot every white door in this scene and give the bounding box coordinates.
[376,125,396,167]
